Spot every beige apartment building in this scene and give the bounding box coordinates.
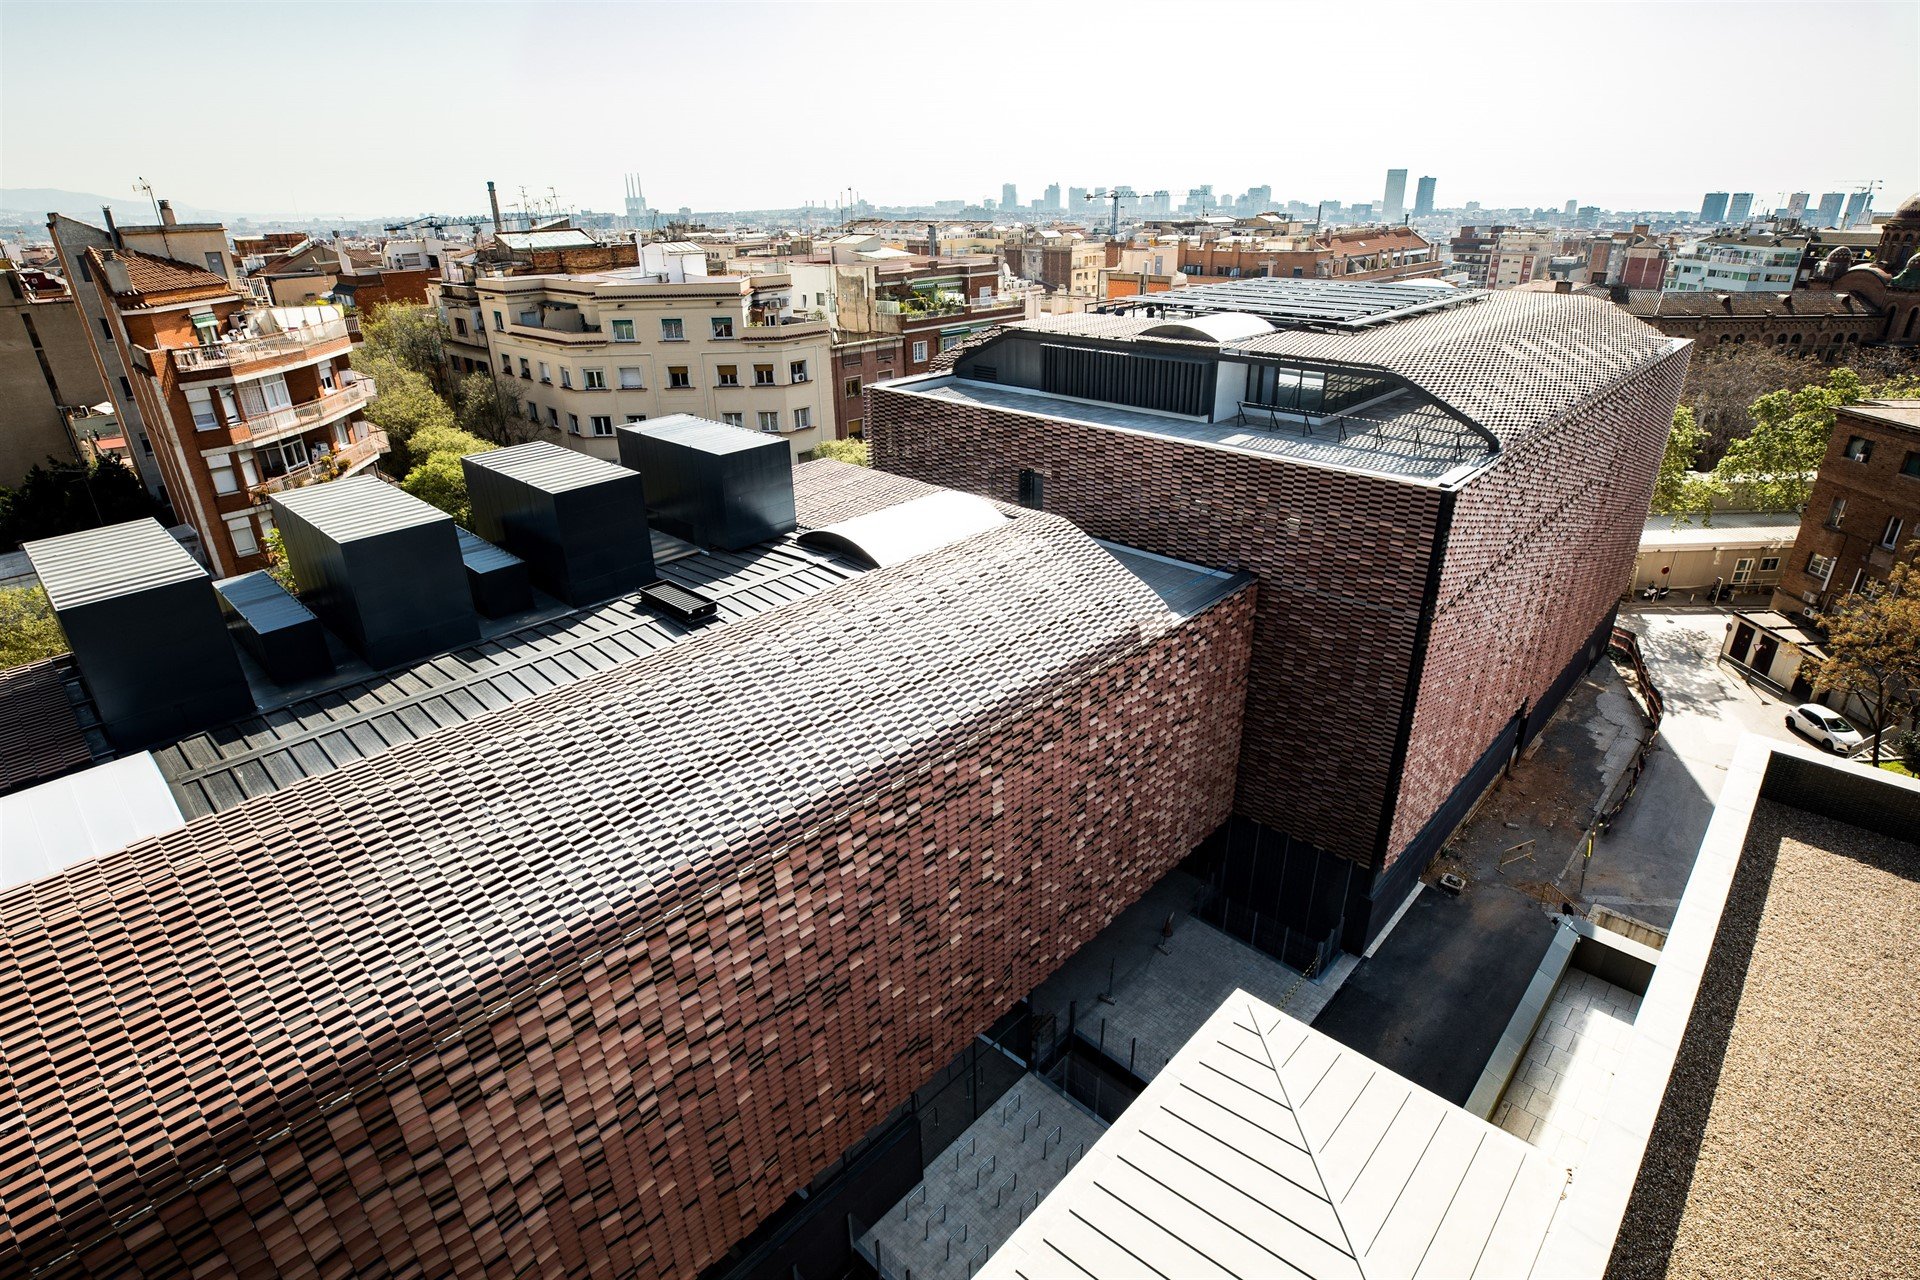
[470,247,834,459]
[1490,231,1557,288]
[0,262,107,485]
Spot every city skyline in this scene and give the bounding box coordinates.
[2,0,1913,223]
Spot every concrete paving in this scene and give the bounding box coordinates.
[1493,967,1643,1172]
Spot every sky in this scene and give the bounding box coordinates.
[3,0,1916,222]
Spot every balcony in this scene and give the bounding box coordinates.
[249,430,388,498]
[169,317,353,374]
[233,378,375,446]
[740,317,829,341]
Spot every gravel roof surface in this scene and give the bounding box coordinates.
[1608,800,1920,1280]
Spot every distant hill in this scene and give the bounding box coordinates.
[0,188,270,225]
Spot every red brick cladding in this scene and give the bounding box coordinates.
[867,385,1444,867]
[0,517,1252,1279]
[1386,344,1692,861]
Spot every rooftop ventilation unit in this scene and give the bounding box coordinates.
[637,580,716,623]
[455,527,532,617]
[616,415,796,552]
[22,519,252,748]
[462,441,653,606]
[214,571,333,684]
[270,476,478,669]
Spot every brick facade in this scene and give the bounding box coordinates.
[1771,402,1920,611]
[0,507,1253,1279]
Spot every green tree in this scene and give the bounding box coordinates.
[263,528,298,593]
[359,353,458,465]
[0,585,67,669]
[1708,369,1866,513]
[401,453,477,523]
[356,302,447,384]
[454,371,532,445]
[808,437,871,467]
[1650,405,1712,522]
[0,455,163,551]
[1814,545,1920,766]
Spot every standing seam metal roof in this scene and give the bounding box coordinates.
[463,439,638,491]
[23,519,207,611]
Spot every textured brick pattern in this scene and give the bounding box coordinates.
[0,658,93,794]
[1388,345,1690,860]
[0,504,1253,1279]
[790,457,942,525]
[869,382,1442,868]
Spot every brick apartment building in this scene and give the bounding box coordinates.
[868,279,1689,949]
[82,247,383,575]
[1771,399,1920,611]
[0,448,1254,1279]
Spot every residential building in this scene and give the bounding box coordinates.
[1448,224,1508,287]
[1771,399,1920,611]
[0,261,108,485]
[0,449,1256,1280]
[1701,192,1730,223]
[1383,168,1408,222]
[1489,229,1556,287]
[1148,225,1438,285]
[1844,188,1873,227]
[82,247,383,575]
[1631,510,1800,597]
[471,245,834,456]
[868,279,1689,952]
[1664,233,1805,291]
[1815,191,1846,228]
[1785,191,1810,222]
[1001,182,1018,210]
[1002,231,1111,303]
[1414,174,1437,217]
[107,199,241,290]
[1728,192,1755,223]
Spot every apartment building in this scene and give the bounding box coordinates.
[1772,399,1920,612]
[1665,233,1805,292]
[0,261,108,485]
[84,247,383,575]
[1489,229,1557,288]
[471,243,835,457]
[1448,224,1508,287]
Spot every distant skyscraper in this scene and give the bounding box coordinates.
[1843,190,1873,227]
[1413,176,1436,217]
[1185,186,1214,213]
[1728,192,1754,223]
[1786,192,1810,221]
[1245,184,1272,213]
[1044,183,1061,213]
[1816,192,1846,228]
[1701,192,1730,223]
[1002,183,1018,210]
[1068,186,1087,212]
[1383,169,1408,221]
[1564,199,1578,218]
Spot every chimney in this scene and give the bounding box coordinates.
[158,198,177,227]
[101,205,122,248]
[928,222,939,258]
[487,180,503,235]
[462,441,654,606]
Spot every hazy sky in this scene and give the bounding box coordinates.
[3,0,1915,221]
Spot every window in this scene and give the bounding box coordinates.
[1807,552,1835,584]
[185,386,219,431]
[1019,468,1045,509]
[722,412,745,428]
[625,413,646,423]
[1826,497,1846,529]
[661,317,684,341]
[711,317,734,339]
[519,358,532,380]
[911,340,929,362]
[668,366,690,389]
[844,376,863,398]
[717,364,740,387]
[1882,516,1904,549]
[590,415,614,437]
[1903,451,1920,479]
[205,252,225,276]
[619,367,643,389]
[547,406,560,427]
[118,375,132,399]
[560,367,573,389]
[98,316,112,339]
[793,407,811,431]
[757,411,779,432]
[847,417,863,438]
[538,361,551,384]
[567,413,581,436]
[611,318,635,342]
[77,256,91,283]
[816,292,826,305]
[225,514,259,559]
[1843,435,1873,463]
[454,317,468,336]
[940,333,963,352]
[754,364,774,386]
[790,360,808,383]
[583,368,606,390]
[492,310,505,331]
[526,401,541,423]
[209,457,240,496]
[217,385,242,423]
[1759,556,1780,572]
[501,354,512,373]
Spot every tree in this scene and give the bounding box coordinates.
[808,438,870,467]
[263,528,298,593]
[1814,545,1920,767]
[1708,368,1865,513]
[399,425,497,523]
[455,371,532,445]
[0,455,163,551]
[1680,344,1828,464]
[359,353,458,465]
[0,585,67,669]
[1650,405,1712,522]
[355,302,447,385]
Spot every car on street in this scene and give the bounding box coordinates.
[1785,703,1865,754]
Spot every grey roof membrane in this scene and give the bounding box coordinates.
[24,519,206,611]
[464,439,636,491]
[271,474,449,538]
[632,414,782,455]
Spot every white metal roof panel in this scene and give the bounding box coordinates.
[0,753,184,892]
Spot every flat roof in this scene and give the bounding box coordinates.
[272,473,447,538]
[23,518,206,611]
[983,991,1567,1280]
[1638,511,1801,549]
[463,439,634,492]
[1096,277,1485,331]
[1839,398,1920,433]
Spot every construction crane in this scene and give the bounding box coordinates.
[382,214,488,239]
[1085,186,1137,237]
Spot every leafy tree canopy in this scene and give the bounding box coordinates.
[0,585,67,669]
[808,438,870,467]
[0,456,162,551]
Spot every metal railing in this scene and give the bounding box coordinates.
[235,378,375,444]
[1191,883,1343,978]
[169,317,351,371]
[249,430,388,498]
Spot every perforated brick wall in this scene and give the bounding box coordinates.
[0,513,1252,1280]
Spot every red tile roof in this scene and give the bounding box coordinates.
[0,658,94,794]
[86,246,233,299]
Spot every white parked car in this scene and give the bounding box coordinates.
[1785,703,1865,754]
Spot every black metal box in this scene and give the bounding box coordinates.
[456,527,533,617]
[462,442,653,605]
[269,477,477,669]
[615,415,796,552]
[23,519,252,748]
[214,571,334,684]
